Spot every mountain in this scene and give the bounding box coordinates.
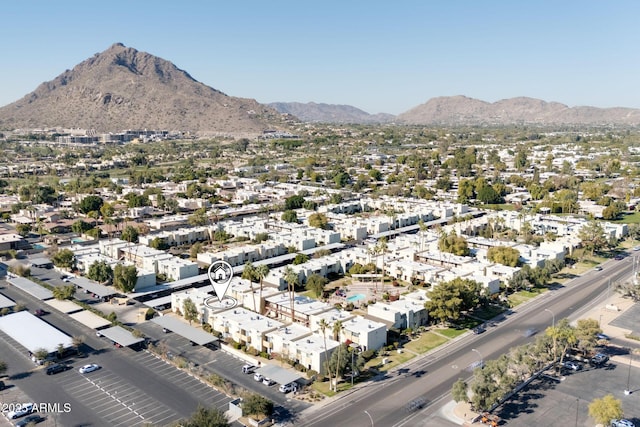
[397,96,640,126]
[268,102,395,124]
[0,43,285,135]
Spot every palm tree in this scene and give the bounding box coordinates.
[242,262,257,312]
[319,319,334,391]
[255,264,270,314]
[332,320,344,387]
[375,239,388,293]
[418,219,428,251]
[284,266,298,323]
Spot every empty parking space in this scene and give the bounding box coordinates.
[129,351,233,409]
[54,368,182,426]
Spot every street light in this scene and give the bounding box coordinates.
[544,308,555,327]
[364,410,374,427]
[624,353,633,395]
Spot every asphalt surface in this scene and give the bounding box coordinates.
[0,272,234,427]
[299,254,640,427]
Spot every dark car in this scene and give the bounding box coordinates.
[590,353,609,367]
[46,363,68,375]
[34,309,47,316]
[473,326,486,335]
[614,255,625,260]
[16,414,44,427]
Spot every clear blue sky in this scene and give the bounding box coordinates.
[2,1,639,115]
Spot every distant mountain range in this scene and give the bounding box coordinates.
[1,43,639,132]
[268,102,395,124]
[0,43,285,135]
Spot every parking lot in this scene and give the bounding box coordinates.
[496,358,640,426]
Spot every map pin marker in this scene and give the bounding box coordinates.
[207,260,234,302]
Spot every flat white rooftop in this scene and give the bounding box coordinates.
[0,311,72,353]
[0,292,15,309]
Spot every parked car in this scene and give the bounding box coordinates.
[34,309,47,316]
[561,360,582,371]
[242,364,257,374]
[596,333,611,341]
[78,363,100,374]
[473,326,486,335]
[253,373,264,382]
[16,414,44,426]
[279,382,297,393]
[6,403,35,419]
[46,363,68,375]
[590,353,609,367]
[262,377,276,386]
[611,420,635,427]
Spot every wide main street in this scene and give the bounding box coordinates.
[299,254,639,427]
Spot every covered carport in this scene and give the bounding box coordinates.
[71,276,118,300]
[0,293,15,309]
[143,295,172,310]
[151,316,219,347]
[69,310,112,330]
[8,276,53,300]
[0,311,73,355]
[254,364,302,386]
[98,325,145,348]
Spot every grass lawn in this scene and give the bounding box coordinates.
[436,328,467,339]
[404,332,449,353]
[365,349,415,372]
[311,379,353,397]
[471,304,506,321]
[508,287,547,306]
[612,211,640,224]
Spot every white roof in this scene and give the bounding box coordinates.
[0,311,72,353]
[0,292,15,309]
[44,299,83,314]
[69,310,112,330]
[151,316,218,346]
[8,276,54,300]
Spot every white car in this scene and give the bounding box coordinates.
[278,382,297,393]
[253,373,264,382]
[6,403,35,419]
[79,363,100,374]
[262,377,276,386]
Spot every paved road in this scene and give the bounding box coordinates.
[299,254,639,427]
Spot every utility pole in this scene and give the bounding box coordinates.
[625,353,633,395]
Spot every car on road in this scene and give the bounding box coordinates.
[16,414,44,426]
[590,353,609,367]
[46,363,68,375]
[262,377,276,386]
[242,364,257,374]
[34,309,47,316]
[597,333,611,341]
[61,276,72,282]
[279,382,297,393]
[78,363,100,374]
[614,254,625,260]
[594,266,603,271]
[523,327,538,337]
[611,420,635,427]
[253,373,264,382]
[6,403,35,419]
[561,360,582,371]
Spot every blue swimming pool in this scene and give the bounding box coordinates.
[347,293,366,302]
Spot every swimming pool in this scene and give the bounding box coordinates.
[347,293,366,302]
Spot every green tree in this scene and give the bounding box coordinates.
[281,210,298,223]
[588,394,623,426]
[176,405,230,427]
[319,319,334,390]
[71,220,93,234]
[487,246,520,267]
[293,253,309,265]
[182,297,199,325]
[284,266,298,323]
[190,242,203,259]
[306,274,327,298]
[78,195,104,214]
[577,221,607,256]
[425,280,464,325]
[255,264,270,314]
[188,208,208,226]
[113,264,138,293]
[574,318,601,355]
[477,184,503,204]
[242,262,258,311]
[438,231,470,256]
[87,260,113,284]
[52,249,75,269]
[284,195,305,210]
[308,212,329,229]
[16,223,32,237]
[149,237,169,250]
[242,394,274,420]
[451,378,469,403]
[121,225,139,244]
